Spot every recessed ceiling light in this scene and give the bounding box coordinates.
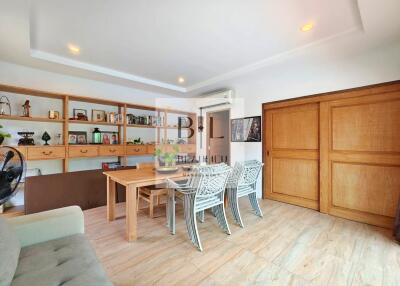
[301,23,313,32]
[178,77,185,83]
[68,44,80,55]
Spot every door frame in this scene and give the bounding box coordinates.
[206,108,231,165]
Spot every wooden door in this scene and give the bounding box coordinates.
[320,91,400,228]
[264,103,320,210]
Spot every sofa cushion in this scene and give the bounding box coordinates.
[11,234,111,286]
[0,217,21,286]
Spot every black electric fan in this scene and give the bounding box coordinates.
[0,146,25,206]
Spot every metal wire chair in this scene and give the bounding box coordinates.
[227,160,264,227]
[167,163,232,251]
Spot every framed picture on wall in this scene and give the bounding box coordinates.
[231,116,261,142]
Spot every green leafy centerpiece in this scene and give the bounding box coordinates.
[155,144,179,173]
[0,125,11,145]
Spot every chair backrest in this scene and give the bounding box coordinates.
[228,160,263,188]
[185,163,227,188]
[136,162,155,170]
[240,160,263,186]
[192,164,232,197]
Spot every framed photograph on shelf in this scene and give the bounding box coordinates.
[68,131,87,144]
[231,116,261,142]
[92,109,106,122]
[73,109,88,120]
[68,133,77,144]
[101,132,119,145]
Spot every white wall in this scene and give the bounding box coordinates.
[196,40,400,197]
[1,39,399,192]
[0,60,192,174]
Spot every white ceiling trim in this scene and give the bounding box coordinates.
[29,25,363,94]
[30,49,187,92]
[186,26,364,92]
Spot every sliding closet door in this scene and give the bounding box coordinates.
[264,103,320,210]
[320,92,400,228]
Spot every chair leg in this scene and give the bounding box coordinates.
[183,195,203,251]
[248,192,263,217]
[198,210,205,223]
[137,194,140,212]
[214,203,231,235]
[149,194,154,218]
[191,210,203,251]
[228,189,244,228]
[210,206,217,217]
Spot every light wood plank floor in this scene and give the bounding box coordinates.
[84,199,400,286]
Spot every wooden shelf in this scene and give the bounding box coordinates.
[0,83,197,173]
[126,124,161,129]
[68,119,122,126]
[126,124,191,129]
[0,115,64,123]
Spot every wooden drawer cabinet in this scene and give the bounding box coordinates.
[15,147,27,159]
[179,144,196,153]
[69,145,98,158]
[147,144,155,155]
[99,145,125,156]
[27,146,66,160]
[126,145,147,155]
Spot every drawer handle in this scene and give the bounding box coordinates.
[80,150,88,153]
[109,149,116,152]
[42,151,53,156]
[134,148,140,152]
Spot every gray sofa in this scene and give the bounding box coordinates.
[0,206,111,286]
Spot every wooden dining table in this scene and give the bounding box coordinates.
[103,167,187,242]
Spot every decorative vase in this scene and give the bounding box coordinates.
[42,131,51,145]
[92,128,102,144]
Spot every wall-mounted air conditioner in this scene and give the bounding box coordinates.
[195,90,233,109]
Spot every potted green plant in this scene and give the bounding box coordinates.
[155,144,179,167]
[0,125,11,145]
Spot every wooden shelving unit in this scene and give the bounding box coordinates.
[0,115,64,123]
[126,124,158,129]
[0,84,197,173]
[68,119,123,126]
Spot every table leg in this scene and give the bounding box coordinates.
[107,177,116,221]
[167,188,176,235]
[126,184,137,241]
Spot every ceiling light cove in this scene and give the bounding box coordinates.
[178,77,185,84]
[68,44,80,55]
[301,23,314,32]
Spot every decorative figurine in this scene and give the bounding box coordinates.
[22,100,31,117]
[17,132,35,145]
[42,131,51,145]
[48,110,56,119]
[76,113,88,121]
[56,133,62,145]
[0,95,11,116]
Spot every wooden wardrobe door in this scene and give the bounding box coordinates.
[320,92,400,228]
[264,103,320,210]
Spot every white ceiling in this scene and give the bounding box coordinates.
[0,0,399,95]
